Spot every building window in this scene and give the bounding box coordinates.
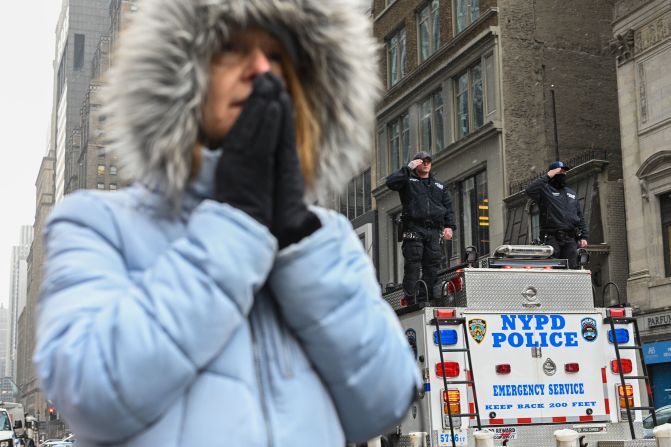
[455,171,489,258]
[97,183,105,190]
[388,112,411,173]
[419,90,445,154]
[110,183,118,191]
[57,43,68,103]
[97,165,106,176]
[387,27,407,87]
[455,0,480,33]
[74,34,86,70]
[661,192,671,277]
[110,165,117,176]
[418,1,440,62]
[455,61,484,139]
[338,170,372,220]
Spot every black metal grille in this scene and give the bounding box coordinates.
[508,149,609,195]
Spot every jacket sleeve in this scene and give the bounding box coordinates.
[577,202,589,240]
[268,208,421,443]
[442,186,456,230]
[525,174,550,203]
[34,193,276,444]
[385,166,411,191]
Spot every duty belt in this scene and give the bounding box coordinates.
[542,229,577,238]
[409,220,442,229]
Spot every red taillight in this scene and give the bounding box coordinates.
[436,362,460,377]
[400,297,408,307]
[435,309,456,318]
[609,308,626,317]
[503,265,514,269]
[565,363,580,373]
[496,364,511,374]
[611,359,633,374]
[446,277,463,294]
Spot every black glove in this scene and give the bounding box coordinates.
[271,90,322,249]
[213,73,283,227]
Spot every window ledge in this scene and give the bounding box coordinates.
[453,7,498,42]
[414,7,499,73]
[435,121,500,162]
[374,1,399,23]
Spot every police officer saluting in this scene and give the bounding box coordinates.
[386,151,456,303]
[526,161,589,268]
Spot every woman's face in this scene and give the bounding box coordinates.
[201,27,285,144]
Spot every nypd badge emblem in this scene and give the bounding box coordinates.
[405,328,418,359]
[581,317,598,342]
[468,319,487,344]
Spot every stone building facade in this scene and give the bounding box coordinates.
[17,151,55,422]
[6,226,33,381]
[612,0,671,408]
[16,0,138,430]
[76,0,137,193]
[52,0,111,203]
[371,0,627,300]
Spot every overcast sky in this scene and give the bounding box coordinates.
[0,2,62,307]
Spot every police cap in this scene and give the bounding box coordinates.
[548,161,570,171]
[412,151,432,162]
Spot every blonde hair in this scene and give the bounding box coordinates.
[282,53,320,188]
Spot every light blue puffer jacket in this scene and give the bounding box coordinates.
[35,151,419,446]
[35,1,420,444]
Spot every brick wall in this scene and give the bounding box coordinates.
[499,0,622,182]
[606,180,629,303]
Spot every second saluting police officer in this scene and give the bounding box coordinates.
[386,151,456,303]
[526,161,589,268]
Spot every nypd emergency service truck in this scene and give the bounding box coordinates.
[383,245,656,447]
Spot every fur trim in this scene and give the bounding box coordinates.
[102,0,381,206]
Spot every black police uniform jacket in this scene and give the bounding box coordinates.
[386,166,456,229]
[526,175,589,239]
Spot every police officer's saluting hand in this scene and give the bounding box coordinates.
[526,161,589,268]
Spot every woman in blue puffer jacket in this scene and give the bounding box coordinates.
[33,0,420,446]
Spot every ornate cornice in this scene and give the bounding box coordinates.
[610,29,636,64]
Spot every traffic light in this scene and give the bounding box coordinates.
[48,406,56,421]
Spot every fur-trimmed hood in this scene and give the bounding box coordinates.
[102,0,381,205]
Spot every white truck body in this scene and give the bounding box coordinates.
[389,265,655,446]
[1,403,26,437]
[0,408,17,446]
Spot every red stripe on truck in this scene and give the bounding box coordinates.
[517,418,532,424]
[579,416,594,422]
[552,417,567,423]
[489,419,504,425]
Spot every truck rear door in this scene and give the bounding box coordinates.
[465,312,609,425]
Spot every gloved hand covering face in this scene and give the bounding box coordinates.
[214,73,284,227]
[271,88,322,248]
